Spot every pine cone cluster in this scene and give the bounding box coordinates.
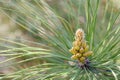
[69,29,93,63]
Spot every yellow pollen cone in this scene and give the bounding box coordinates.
[77,41,81,46]
[76,53,82,57]
[73,41,81,47]
[71,55,78,59]
[74,46,80,50]
[69,48,75,54]
[83,51,93,57]
[80,48,84,53]
[85,45,89,52]
[79,57,86,62]
[82,41,87,48]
